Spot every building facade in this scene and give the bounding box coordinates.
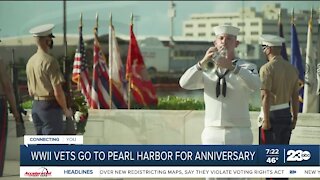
[182,3,319,58]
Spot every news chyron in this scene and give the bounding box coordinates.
[20,138,320,178]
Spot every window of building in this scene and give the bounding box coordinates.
[185,33,193,37]
[186,51,193,56]
[197,50,204,57]
[211,23,219,27]
[297,17,306,21]
[198,33,206,37]
[250,22,259,26]
[251,31,259,35]
[263,22,276,26]
[263,31,277,34]
[185,24,193,28]
[237,22,245,26]
[198,24,206,27]
[239,31,245,35]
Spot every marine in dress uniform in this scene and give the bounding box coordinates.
[258,34,299,147]
[26,24,72,135]
[0,51,21,176]
[180,25,260,180]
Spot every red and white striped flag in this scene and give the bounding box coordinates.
[72,25,92,105]
[90,29,115,109]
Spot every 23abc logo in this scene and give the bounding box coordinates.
[286,150,311,162]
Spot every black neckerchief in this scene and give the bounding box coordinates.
[215,70,229,98]
[215,60,238,98]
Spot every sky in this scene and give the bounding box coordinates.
[0,1,319,38]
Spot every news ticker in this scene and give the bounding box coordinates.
[20,166,320,178]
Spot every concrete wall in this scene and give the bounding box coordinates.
[5,110,320,161]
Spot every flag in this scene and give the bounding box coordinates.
[290,23,304,112]
[126,23,158,107]
[90,29,115,109]
[72,25,92,105]
[278,13,288,60]
[303,12,319,113]
[317,63,320,95]
[317,15,320,96]
[108,23,128,109]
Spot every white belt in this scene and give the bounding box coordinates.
[258,103,289,126]
[270,103,289,111]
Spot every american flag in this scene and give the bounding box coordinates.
[72,25,92,105]
[90,29,115,109]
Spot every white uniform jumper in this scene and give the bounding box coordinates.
[179,60,261,145]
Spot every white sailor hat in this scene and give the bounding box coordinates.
[29,24,55,38]
[259,34,285,47]
[213,25,240,36]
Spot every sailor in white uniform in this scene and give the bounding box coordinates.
[180,25,261,146]
[180,25,260,180]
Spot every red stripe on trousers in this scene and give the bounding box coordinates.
[261,127,272,180]
[0,99,7,174]
[261,127,266,144]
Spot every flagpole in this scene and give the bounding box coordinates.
[109,13,113,109]
[95,13,98,35]
[318,7,320,113]
[77,13,83,91]
[278,8,288,61]
[63,0,67,76]
[127,13,134,109]
[63,0,72,111]
[94,13,98,109]
[291,8,295,25]
[278,8,281,25]
[303,8,315,113]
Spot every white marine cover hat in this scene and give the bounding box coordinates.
[213,25,240,36]
[260,34,285,46]
[29,24,55,38]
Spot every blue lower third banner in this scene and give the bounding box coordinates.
[20,145,319,166]
[20,145,320,178]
